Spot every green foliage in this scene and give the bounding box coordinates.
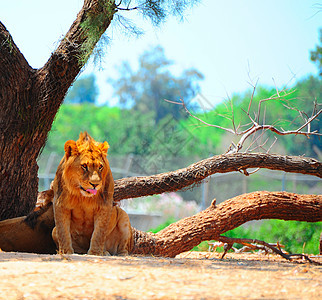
[78,0,200,65]
[79,1,116,65]
[289,76,322,158]
[44,102,211,161]
[310,28,322,76]
[225,220,322,255]
[45,104,122,155]
[149,217,177,233]
[192,240,211,252]
[187,79,321,158]
[193,221,322,255]
[117,1,200,26]
[44,73,321,160]
[65,74,99,104]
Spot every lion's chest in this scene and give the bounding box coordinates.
[70,205,98,238]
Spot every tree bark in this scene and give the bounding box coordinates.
[113,153,322,201]
[0,22,40,220]
[131,191,322,257]
[0,1,116,220]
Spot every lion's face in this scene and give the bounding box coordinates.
[73,153,107,197]
[61,132,110,198]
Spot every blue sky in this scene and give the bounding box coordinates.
[1,0,321,107]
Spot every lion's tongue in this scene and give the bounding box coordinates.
[86,188,97,195]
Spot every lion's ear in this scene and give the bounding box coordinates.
[64,140,78,159]
[100,141,109,156]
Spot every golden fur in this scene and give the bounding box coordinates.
[52,132,133,255]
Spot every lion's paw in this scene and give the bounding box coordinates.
[59,247,74,255]
[117,250,129,256]
[87,249,104,256]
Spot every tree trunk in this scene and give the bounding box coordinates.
[0,1,116,220]
[0,22,41,220]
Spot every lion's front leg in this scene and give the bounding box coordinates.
[88,206,114,256]
[53,204,74,254]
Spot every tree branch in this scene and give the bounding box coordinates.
[0,21,31,72]
[165,99,236,134]
[35,0,117,119]
[217,236,321,265]
[113,153,322,201]
[167,87,321,154]
[131,191,322,257]
[0,22,34,135]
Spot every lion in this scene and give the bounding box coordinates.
[51,132,133,256]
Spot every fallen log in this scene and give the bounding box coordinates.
[113,153,322,201]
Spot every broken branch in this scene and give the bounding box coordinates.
[217,236,322,265]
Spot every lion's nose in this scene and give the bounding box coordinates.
[90,171,100,183]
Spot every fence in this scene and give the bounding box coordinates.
[38,153,321,208]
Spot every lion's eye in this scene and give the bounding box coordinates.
[99,164,104,171]
[81,164,88,171]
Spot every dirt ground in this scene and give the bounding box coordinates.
[0,251,321,300]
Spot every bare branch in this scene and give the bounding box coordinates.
[164,99,236,134]
[247,79,258,116]
[228,94,237,133]
[245,128,269,153]
[256,90,296,124]
[272,78,281,97]
[296,109,321,133]
[217,236,321,265]
[116,4,139,11]
[266,136,278,153]
[167,86,321,154]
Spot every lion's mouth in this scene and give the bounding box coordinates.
[80,186,98,196]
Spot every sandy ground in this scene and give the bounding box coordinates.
[0,251,321,300]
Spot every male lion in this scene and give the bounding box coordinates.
[52,132,133,256]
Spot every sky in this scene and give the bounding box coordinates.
[1,0,321,108]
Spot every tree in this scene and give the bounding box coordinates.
[0,0,199,220]
[64,74,98,104]
[310,28,322,76]
[110,45,204,124]
[289,76,322,158]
